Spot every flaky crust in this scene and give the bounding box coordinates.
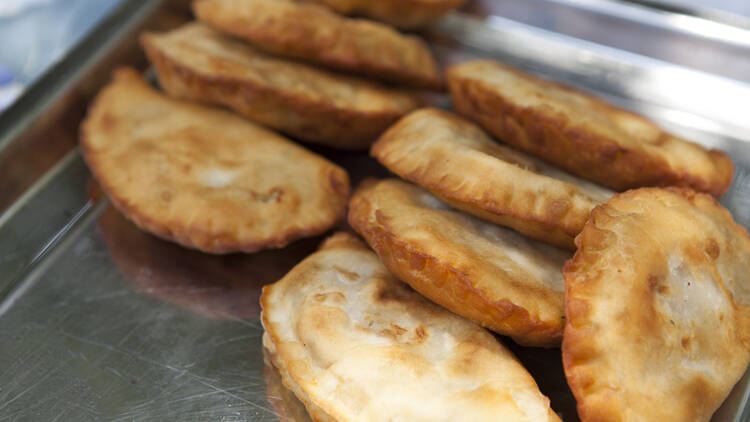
[305,0,467,30]
[348,179,570,346]
[141,23,420,149]
[193,0,443,90]
[264,338,335,422]
[372,108,612,250]
[80,68,349,254]
[447,60,734,197]
[263,349,316,422]
[261,232,562,421]
[563,188,750,422]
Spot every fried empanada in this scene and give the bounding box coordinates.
[563,188,750,422]
[348,179,570,346]
[141,23,420,150]
[81,68,349,254]
[263,349,316,422]
[261,232,562,421]
[193,0,442,90]
[305,0,467,30]
[447,60,734,197]
[372,108,612,250]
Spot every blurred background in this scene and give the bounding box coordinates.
[0,0,123,108]
[647,0,750,15]
[1,0,749,111]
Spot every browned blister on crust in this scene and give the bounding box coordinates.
[447,60,734,197]
[193,0,443,90]
[348,179,570,346]
[141,23,420,149]
[80,68,349,254]
[261,232,562,421]
[372,108,613,250]
[562,188,750,422]
[305,0,467,30]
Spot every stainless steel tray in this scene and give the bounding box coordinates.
[1,0,749,420]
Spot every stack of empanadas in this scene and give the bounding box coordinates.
[140,22,422,149]
[77,1,750,420]
[142,0,459,149]
[83,0,456,254]
[262,232,562,421]
[262,60,747,421]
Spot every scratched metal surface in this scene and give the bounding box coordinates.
[0,156,748,422]
[2,1,750,421]
[0,192,310,421]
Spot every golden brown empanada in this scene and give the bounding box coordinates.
[348,179,570,346]
[81,68,349,254]
[193,0,442,90]
[371,108,612,250]
[305,0,467,30]
[261,232,562,421]
[141,23,420,149]
[447,60,734,197]
[263,349,317,422]
[563,188,750,422]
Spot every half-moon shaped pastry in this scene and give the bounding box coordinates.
[348,179,570,346]
[263,349,315,422]
[141,23,420,149]
[193,0,443,90]
[563,188,750,422]
[81,68,349,254]
[261,232,562,421]
[371,108,612,250]
[447,60,734,197]
[306,0,468,30]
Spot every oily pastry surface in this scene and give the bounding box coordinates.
[563,188,750,422]
[265,335,339,422]
[372,108,612,250]
[447,60,734,197]
[305,0,467,30]
[194,0,442,89]
[263,349,317,422]
[261,232,562,422]
[141,23,420,149]
[81,68,349,254]
[348,179,570,346]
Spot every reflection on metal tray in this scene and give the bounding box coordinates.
[0,0,749,421]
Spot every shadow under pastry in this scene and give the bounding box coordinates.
[96,202,322,320]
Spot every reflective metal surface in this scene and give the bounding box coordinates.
[1,0,750,421]
[469,0,750,83]
[619,0,750,25]
[433,13,750,157]
[0,192,312,421]
[0,0,125,87]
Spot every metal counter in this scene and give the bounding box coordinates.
[0,0,748,420]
